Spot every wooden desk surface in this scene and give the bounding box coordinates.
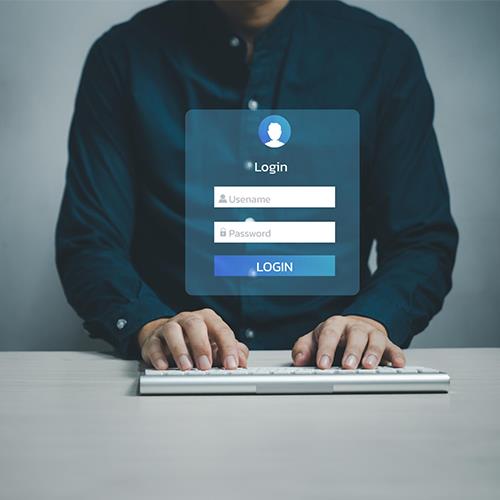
[0,348,499,500]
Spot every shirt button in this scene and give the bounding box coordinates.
[244,328,255,339]
[247,99,259,111]
[229,36,240,48]
[116,318,127,330]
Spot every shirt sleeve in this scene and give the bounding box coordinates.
[342,30,459,348]
[56,35,175,359]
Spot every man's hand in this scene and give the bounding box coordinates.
[292,315,406,369]
[138,309,249,371]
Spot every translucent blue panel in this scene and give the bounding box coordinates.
[185,109,359,296]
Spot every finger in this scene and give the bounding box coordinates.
[162,320,193,370]
[179,315,212,370]
[142,334,168,370]
[341,324,370,369]
[292,332,315,366]
[361,329,387,368]
[238,341,250,359]
[237,342,249,368]
[210,341,221,366]
[203,311,239,369]
[238,348,248,368]
[382,341,406,367]
[315,316,347,369]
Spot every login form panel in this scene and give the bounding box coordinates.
[185,109,359,296]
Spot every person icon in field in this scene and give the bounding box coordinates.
[265,122,285,148]
[258,115,291,149]
[219,193,227,203]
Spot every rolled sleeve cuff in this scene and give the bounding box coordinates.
[84,294,175,359]
[342,291,412,348]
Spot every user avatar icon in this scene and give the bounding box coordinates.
[219,193,227,203]
[258,115,291,149]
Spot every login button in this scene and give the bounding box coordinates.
[214,255,335,277]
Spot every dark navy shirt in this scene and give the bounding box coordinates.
[56,0,458,358]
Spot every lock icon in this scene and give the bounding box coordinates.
[220,227,227,237]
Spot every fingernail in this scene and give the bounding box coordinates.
[319,354,330,369]
[198,355,211,370]
[225,355,237,370]
[294,352,304,363]
[156,359,167,370]
[179,354,192,370]
[365,354,377,367]
[345,354,357,368]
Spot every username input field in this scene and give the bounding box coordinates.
[214,221,336,243]
[214,186,335,208]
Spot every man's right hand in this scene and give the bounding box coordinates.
[138,309,249,371]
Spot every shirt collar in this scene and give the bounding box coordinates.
[192,0,297,55]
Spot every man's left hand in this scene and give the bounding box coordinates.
[292,315,406,369]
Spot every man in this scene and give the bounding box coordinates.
[56,0,458,371]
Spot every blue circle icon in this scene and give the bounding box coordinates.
[258,115,291,149]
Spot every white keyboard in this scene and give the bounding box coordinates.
[139,365,450,394]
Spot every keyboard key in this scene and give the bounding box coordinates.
[376,366,397,373]
[144,369,165,376]
[416,367,439,373]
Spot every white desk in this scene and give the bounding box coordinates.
[0,349,498,500]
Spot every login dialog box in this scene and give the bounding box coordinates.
[185,109,359,296]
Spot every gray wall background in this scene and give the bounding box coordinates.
[0,0,499,351]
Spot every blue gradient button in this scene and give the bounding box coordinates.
[214,255,335,277]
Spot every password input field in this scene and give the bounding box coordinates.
[214,186,335,208]
[214,221,336,243]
